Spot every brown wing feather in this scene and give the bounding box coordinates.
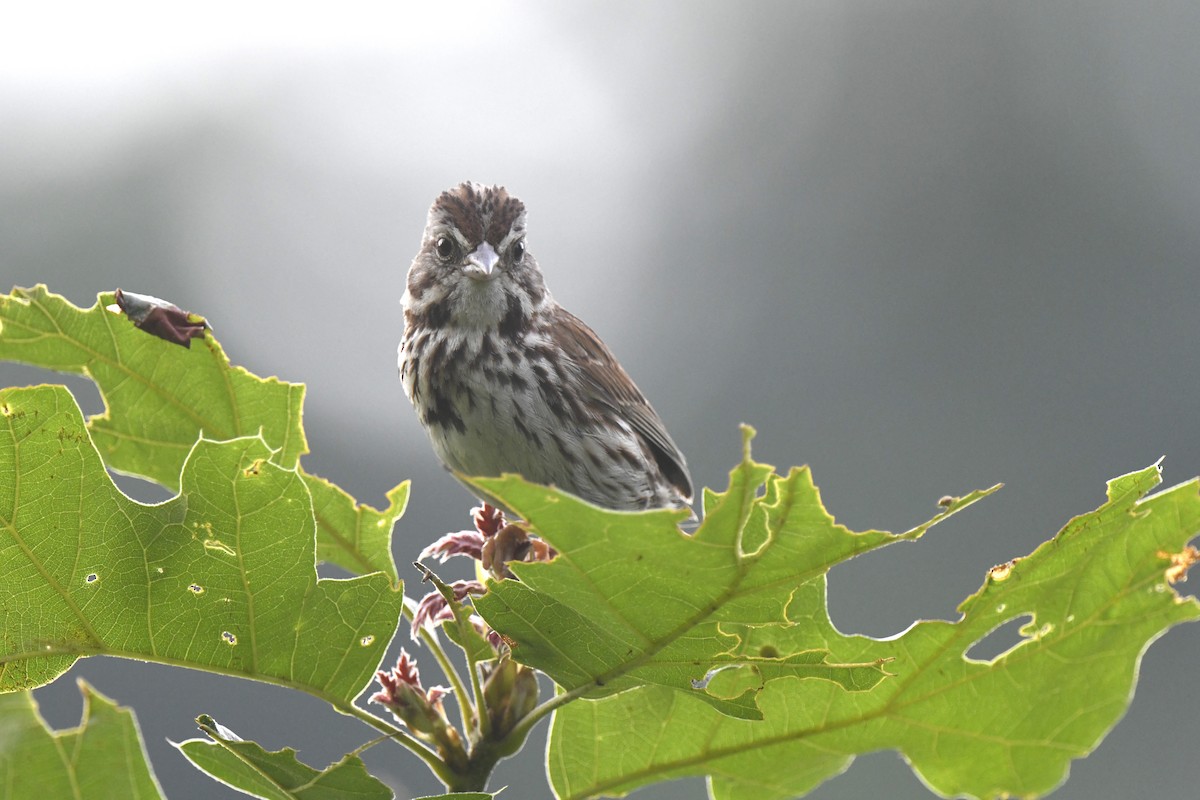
[550,308,694,502]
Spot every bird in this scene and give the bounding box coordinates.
[398,182,692,514]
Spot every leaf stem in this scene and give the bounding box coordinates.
[330,698,456,787]
[346,734,391,759]
[465,629,491,742]
[412,562,494,744]
[417,616,477,734]
[12,640,457,785]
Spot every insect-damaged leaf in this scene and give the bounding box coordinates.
[0,284,401,580]
[471,427,999,719]
[0,682,163,799]
[0,384,402,701]
[537,460,1200,799]
[175,714,394,800]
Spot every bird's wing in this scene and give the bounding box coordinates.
[548,308,694,502]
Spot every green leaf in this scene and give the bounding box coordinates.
[176,714,393,800]
[545,462,1200,799]
[471,427,998,719]
[413,794,496,799]
[0,681,163,799]
[306,473,406,582]
[0,285,399,581]
[415,564,495,665]
[0,384,402,702]
[0,284,305,488]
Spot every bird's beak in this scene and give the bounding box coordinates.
[463,242,499,281]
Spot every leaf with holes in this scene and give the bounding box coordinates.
[541,462,1200,799]
[0,681,163,799]
[0,285,399,580]
[0,284,305,488]
[0,384,402,700]
[175,714,393,800]
[470,428,999,719]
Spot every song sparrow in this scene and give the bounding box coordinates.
[398,182,692,513]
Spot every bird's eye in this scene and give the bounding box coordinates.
[511,239,526,261]
[434,236,456,260]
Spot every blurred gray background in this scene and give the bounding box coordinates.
[3,1,1198,798]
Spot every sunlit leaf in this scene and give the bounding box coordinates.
[543,462,1200,799]
[4,281,1197,800]
[0,284,399,580]
[0,284,304,487]
[306,473,405,582]
[0,681,163,799]
[0,384,402,701]
[414,564,495,664]
[176,714,393,799]
[471,428,998,719]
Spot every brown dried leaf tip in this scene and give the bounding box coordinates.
[1158,546,1200,585]
[113,289,208,348]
